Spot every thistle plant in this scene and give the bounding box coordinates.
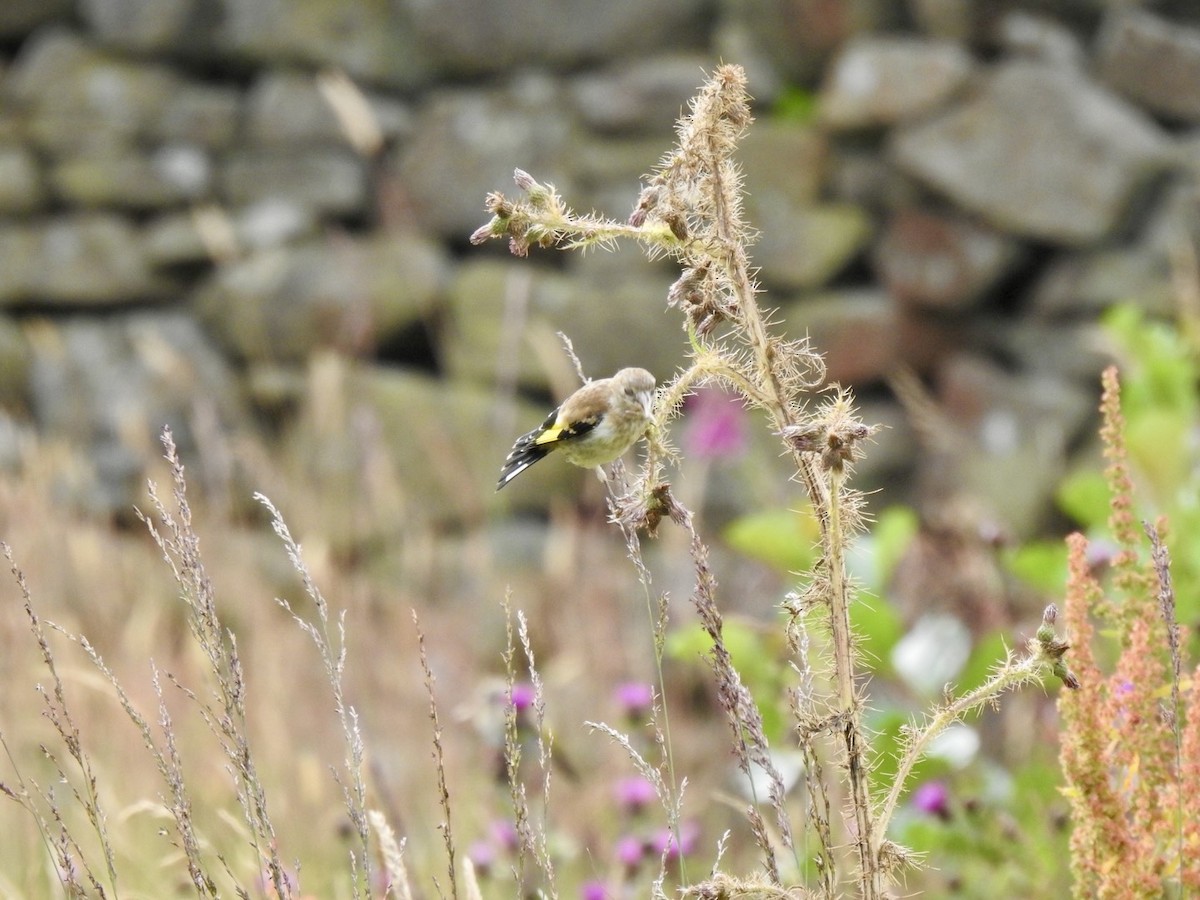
[472,64,1077,896]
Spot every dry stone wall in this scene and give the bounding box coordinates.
[0,1,1197,531]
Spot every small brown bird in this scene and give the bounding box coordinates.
[496,368,656,490]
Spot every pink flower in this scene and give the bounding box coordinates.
[683,388,747,460]
[616,834,646,869]
[911,780,951,819]
[614,681,654,717]
[650,821,700,860]
[509,682,536,712]
[581,880,608,900]
[614,775,658,813]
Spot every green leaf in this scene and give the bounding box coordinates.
[1003,540,1069,594]
[773,86,820,123]
[956,631,1010,695]
[1055,469,1110,528]
[723,506,819,575]
[850,594,903,672]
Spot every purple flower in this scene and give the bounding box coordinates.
[509,682,536,712]
[614,775,658,813]
[468,839,495,875]
[614,681,654,717]
[683,388,747,460]
[650,821,700,860]
[912,780,951,820]
[489,818,518,852]
[581,880,608,900]
[616,834,646,869]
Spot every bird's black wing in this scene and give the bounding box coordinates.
[495,408,600,490]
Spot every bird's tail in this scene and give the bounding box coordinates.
[496,438,551,490]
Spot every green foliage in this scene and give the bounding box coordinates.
[666,617,792,743]
[772,86,820,124]
[722,505,819,575]
[1059,306,1200,623]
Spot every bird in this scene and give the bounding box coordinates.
[496,367,657,490]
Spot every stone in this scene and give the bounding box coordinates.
[194,234,446,363]
[993,10,1086,67]
[0,316,31,409]
[724,0,903,83]
[570,54,713,134]
[393,77,578,239]
[244,71,412,148]
[740,122,827,207]
[1031,248,1174,318]
[150,84,242,150]
[0,144,46,215]
[8,29,178,153]
[23,313,247,517]
[50,145,212,209]
[401,0,707,77]
[0,0,72,38]
[143,202,321,268]
[1031,177,1198,317]
[0,214,169,305]
[443,258,685,392]
[819,36,973,130]
[220,149,369,218]
[782,288,960,385]
[874,208,1022,311]
[781,289,900,386]
[752,202,872,291]
[571,136,672,218]
[216,0,435,91]
[1098,10,1200,124]
[78,0,192,53]
[892,61,1170,245]
[927,353,1095,537]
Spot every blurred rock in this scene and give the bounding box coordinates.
[741,125,859,289]
[0,214,169,305]
[443,258,683,391]
[981,320,1110,382]
[753,203,872,291]
[220,148,369,218]
[143,201,320,268]
[195,234,446,363]
[0,144,46,215]
[336,365,578,522]
[1098,10,1200,124]
[245,71,412,148]
[570,54,712,134]
[892,61,1170,244]
[1031,246,1174,318]
[50,145,212,209]
[7,29,177,153]
[0,0,71,38]
[725,0,902,83]
[875,207,1022,311]
[401,0,708,76]
[78,0,192,53]
[23,313,247,516]
[819,36,972,130]
[740,122,827,206]
[394,77,578,239]
[993,10,1085,67]
[149,84,242,150]
[925,353,1095,536]
[572,136,669,217]
[0,316,31,409]
[1031,177,1200,317]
